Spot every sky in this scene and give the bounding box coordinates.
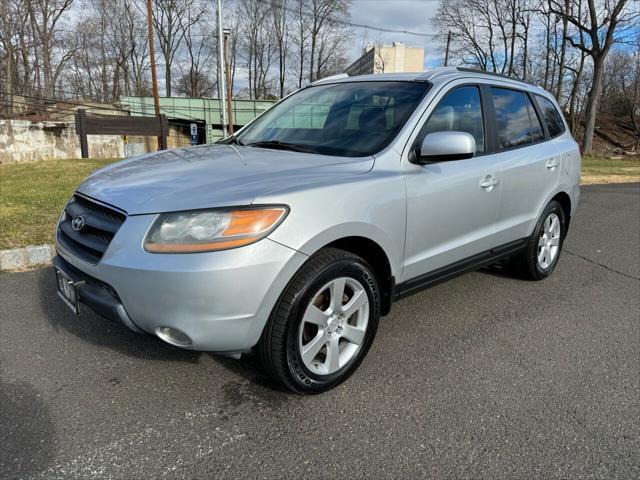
[347,0,443,68]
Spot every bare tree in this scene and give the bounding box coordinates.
[307,0,350,82]
[26,0,74,97]
[238,0,267,98]
[292,0,311,88]
[153,0,207,97]
[123,2,151,96]
[176,12,216,97]
[555,0,571,99]
[606,44,640,146]
[434,0,523,74]
[548,0,638,153]
[271,0,289,98]
[0,0,33,111]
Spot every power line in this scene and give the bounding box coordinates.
[52,1,439,39]
[255,0,439,38]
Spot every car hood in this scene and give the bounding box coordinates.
[77,144,374,214]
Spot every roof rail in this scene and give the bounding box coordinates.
[455,67,536,87]
[417,67,460,82]
[310,73,349,86]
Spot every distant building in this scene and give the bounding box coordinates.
[345,42,425,76]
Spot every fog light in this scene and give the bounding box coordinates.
[156,327,192,346]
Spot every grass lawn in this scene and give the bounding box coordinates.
[581,155,640,184]
[0,158,116,249]
[1,155,639,249]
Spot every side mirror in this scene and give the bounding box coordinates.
[411,131,476,164]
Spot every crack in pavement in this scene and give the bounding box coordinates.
[564,249,640,281]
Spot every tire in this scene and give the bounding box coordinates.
[509,200,566,280]
[257,247,381,394]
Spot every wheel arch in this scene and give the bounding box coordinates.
[321,236,395,316]
[550,191,572,232]
[531,188,573,237]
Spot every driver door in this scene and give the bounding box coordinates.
[402,84,502,282]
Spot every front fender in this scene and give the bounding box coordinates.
[260,172,406,279]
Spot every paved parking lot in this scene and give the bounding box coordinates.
[1,183,639,479]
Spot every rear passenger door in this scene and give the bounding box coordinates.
[535,94,580,188]
[486,86,562,246]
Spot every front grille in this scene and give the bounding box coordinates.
[57,194,126,264]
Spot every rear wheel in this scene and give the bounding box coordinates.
[510,200,566,280]
[258,248,380,394]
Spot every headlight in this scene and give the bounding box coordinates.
[144,206,289,253]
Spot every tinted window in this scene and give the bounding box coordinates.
[491,87,532,149]
[536,95,566,137]
[526,95,544,142]
[421,86,484,153]
[236,81,429,157]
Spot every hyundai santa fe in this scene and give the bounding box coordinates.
[54,67,581,393]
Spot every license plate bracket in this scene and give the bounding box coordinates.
[55,268,82,314]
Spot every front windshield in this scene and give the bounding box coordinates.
[235,81,430,157]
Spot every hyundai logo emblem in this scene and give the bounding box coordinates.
[71,215,86,231]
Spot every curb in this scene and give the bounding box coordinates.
[0,244,55,271]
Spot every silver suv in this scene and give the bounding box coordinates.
[54,67,581,393]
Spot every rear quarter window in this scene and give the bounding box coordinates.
[535,95,566,137]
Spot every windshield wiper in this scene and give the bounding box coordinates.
[217,136,244,146]
[246,140,314,153]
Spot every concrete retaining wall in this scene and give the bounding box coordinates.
[0,120,124,163]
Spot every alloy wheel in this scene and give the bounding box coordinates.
[298,277,370,376]
[537,212,561,269]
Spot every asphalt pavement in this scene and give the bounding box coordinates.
[1,183,639,479]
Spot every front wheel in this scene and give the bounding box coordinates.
[258,248,380,394]
[509,200,566,280]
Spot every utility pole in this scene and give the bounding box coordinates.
[5,53,12,116]
[216,0,228,138]
[224,29,234,135]
[444,31,452,67]
[146,0,164,150]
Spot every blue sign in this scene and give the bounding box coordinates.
[190,123,198,145]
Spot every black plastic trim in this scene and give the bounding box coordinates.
[57,194,126,264]
[53,255,128,326]
[416,151,475,164]
[393,238,527,300]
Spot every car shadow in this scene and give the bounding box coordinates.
[211,351,292,394]
[478,261,528,281]
[37,267,289,395]
[37,267,201,363]
[0,370,56,478]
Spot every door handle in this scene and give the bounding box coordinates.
[546,158,560,169]
[480,176,500,189]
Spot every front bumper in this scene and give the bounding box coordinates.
[55,213,308,352]
[53,255,144,333]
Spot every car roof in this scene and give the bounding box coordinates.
[316,67,547,96]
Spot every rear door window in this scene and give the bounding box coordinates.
[490,87,533,150]
[535,95,566,137]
